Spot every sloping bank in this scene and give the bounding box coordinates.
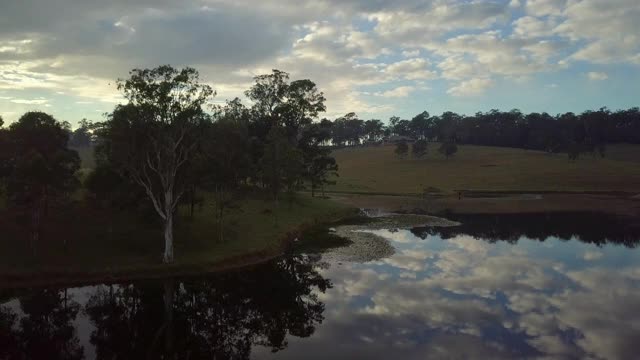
[0,195,357,289]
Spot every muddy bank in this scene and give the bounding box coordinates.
[329,192,640,220]
[324,213,459,263]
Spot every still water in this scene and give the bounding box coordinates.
[1,213,639,359]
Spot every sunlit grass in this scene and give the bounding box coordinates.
[329,143,640,194]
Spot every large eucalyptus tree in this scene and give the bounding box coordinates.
[102,65,214,263]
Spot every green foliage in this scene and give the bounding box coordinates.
[328,112,363,147]
[412,139,428,158]
[244,69,332,202]
[101,65,215,263]
[1,112,80,241]
[394,141,409,158]
[0,120,9,180]
[390,117,412,136]
[410,111,432,139]
[299,123,338,196]
[261,127,304,201]
[245,69,325,142]
[322,107,640,156]
[363,119,384,142]
[438,141,458,159]
[84,165,145,211]
[69,118,92,147]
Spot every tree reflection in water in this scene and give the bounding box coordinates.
[0,254,330,360]
[0,289,84,360]
[411,212,640,247]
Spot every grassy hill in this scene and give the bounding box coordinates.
[329,143,640,195]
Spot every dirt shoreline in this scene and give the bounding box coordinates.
[329,191,640,220]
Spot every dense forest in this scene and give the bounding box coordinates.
[327,107,640,157]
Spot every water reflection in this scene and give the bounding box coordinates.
[2,213,640,359]
[411,212,640,246]
[281,221,640,360]
[0,254,329,359]
[0,289,84,359]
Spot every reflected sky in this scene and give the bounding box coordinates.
[2,217,640,359]
[258,228,640,360]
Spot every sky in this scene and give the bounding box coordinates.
[0,0,639,127]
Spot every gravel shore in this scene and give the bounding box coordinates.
[323,213,459,263]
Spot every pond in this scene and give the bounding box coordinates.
[1,212,639,359]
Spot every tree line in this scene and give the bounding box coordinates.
[0,66,338,263]
[324,107,640,159]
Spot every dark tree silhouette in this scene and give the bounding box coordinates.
[98,66,214,263]
[363,119,385,142]
[300,123,338,197]
[2,112,80,250]
[0,289,84,360]
[411,212,640,248]
[395,141,409,158]
[322,107,640,157]
[412,139,428,158]
[438,141,458,159]
[69,119,92,148]
[244,69,327,203]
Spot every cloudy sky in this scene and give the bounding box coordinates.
[1,0,639,126]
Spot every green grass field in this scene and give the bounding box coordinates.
[329,143,640,195]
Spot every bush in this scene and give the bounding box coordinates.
[412,140,428,158]
[438,142,458,159]
[395,141,409,158]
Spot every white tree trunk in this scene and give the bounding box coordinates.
[163,190,174,264]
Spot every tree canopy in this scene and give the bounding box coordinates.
[97,65,215,263]
[1,111,80,248]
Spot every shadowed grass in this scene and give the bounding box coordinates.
[0,192,354,283]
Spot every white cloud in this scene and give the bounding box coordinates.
[447,78,494,96]
[525,0,567,17]
[401,49,419,57]
[314,228,640,360]
[427,31,567,83]
[586,71,608,80]
[9,97,49,104]
[557,0,640,64]
[512,16,558,38]
[375,86,416,98]
[292,22,388,65]
[0,0,637,123]
[385,58,437,80]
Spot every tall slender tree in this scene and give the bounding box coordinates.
[100,66,214,263]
